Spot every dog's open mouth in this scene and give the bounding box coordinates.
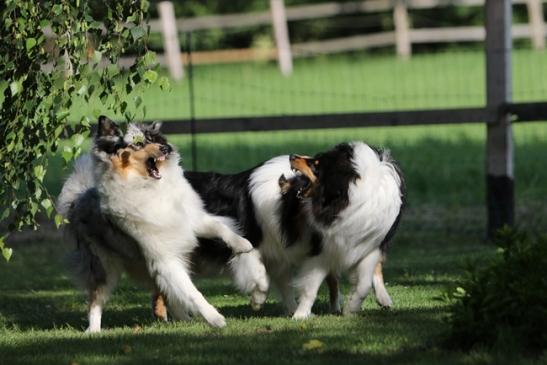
[283,171,313,198]
[146,155,166,179]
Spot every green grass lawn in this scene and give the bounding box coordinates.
[2,48,546,364]
[1,210,545,365]
[3,121,545,365]
[69,48,547,121]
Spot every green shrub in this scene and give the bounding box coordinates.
[445,229,547,353]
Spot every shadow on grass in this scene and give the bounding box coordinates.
[0,306,455,365]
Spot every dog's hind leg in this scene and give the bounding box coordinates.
[270,268,297,315]
[152,259,226,328]
[194,216,253,254]
[325,273,342,314]
[292,258,329,320]
[151,289,168,321]
[372,254,393,308]
[86,256,122,333]
[343,248,381,315]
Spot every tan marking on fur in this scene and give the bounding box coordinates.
[374,260,384,282]
[152,289,168,321]
[290,156,317,183]
[110,143,165,178]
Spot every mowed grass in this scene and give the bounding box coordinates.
[69,47,547,120]
[2,222,542,365]
[2,48,547,364]
[4,121,546,365]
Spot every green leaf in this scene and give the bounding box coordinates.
[158,76,170,91]
[34,165,45,182]
[0,80,7,109]
[130,26,145,41]
[26,38,37,51]
[52,4,62,15]
[73,133,84,147]
[93,50,102,64]
[56,110,70,120]
[143,70,157,84]
[62,146,73,162]
[54,214,64,228]
[9,81,22,96]
[2,247,13,262]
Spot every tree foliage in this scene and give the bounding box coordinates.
[0,0,165,261]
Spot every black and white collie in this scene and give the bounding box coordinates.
[58,117,268,331]
[283,142,404,318]
[181,143,402,316]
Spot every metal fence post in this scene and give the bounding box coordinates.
[485,0,514,237]
[158,1,184,80]
[270,0,293,76]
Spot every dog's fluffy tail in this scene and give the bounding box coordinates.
[56,153,95,217]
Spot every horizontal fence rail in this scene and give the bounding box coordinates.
[128,102,546,136]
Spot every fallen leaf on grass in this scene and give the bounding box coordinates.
[302,339,325,353]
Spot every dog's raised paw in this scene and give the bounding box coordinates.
[233,237,254,254]
[250,289,268,311]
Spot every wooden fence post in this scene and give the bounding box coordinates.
[270,0,293,76]
[394,0,411,59]
[526,0,546,49]
[158,1,184,80]
[485,0,514,237]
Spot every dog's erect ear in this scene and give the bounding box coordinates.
[150,121,163,134]
[120,150,131,167]
[97,116,121,138]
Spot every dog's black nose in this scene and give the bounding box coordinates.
[289,154,296,161]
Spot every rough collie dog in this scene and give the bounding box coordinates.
[174,147,398,316]
[58,117,268,331]
[283,143,404,318]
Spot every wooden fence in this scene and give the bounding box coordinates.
[151,0,547,77]
[145,1,547,238]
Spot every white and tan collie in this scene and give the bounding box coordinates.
[59,117,268,331]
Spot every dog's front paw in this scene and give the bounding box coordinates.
[292,310,314,320]
[232,237,254,254]
[85,326,101,334]
[250,289,268,311]
[202,307,226,328]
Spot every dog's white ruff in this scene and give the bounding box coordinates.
[94,149,254,328]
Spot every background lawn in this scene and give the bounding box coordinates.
[0,213,545,365]
[69,48,547,121]
[2,47,546,364]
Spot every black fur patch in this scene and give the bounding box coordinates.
[94,116,126,154]
[138,122,173,154]
[279,175,309,247]
[184,168,263,248]
[310,143,360,226]
[309,231,323,256]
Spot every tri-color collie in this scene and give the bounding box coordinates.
[176,143,403,317]
[58,117,268,331]
[283,143,404,318]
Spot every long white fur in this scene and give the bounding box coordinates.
[56,154,95,217]
[93,145,261,328]
[293,142,402,318]
[249,142,402,318]
[249,156,315,313]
